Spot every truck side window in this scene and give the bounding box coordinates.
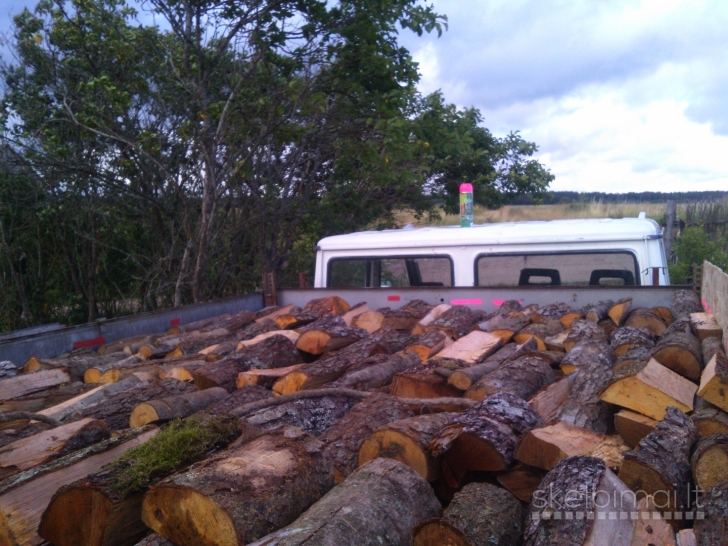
[476,252,639,287]
[328,256,453,288]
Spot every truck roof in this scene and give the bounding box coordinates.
[317,217,662,251]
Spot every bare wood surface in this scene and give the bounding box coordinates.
[652,326,703,381]
[614,409,658,448]
[608,297,633,326]
[624,308,668,337]
[425,305,485,339]
[0,370,70,402]
[433,330,502,364]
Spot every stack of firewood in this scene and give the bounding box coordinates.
[0,291,726,545]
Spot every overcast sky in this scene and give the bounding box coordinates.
[3,0,728,193]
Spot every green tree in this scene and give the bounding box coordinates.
[669,226,728,284]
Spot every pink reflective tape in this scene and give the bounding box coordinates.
[702,299,712,314]
[387,295,401,302]
[450,298,482,305]
[170,318,181,326]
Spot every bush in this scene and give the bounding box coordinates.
[669,226,728,284]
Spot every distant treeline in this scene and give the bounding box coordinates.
[511,191,728,205]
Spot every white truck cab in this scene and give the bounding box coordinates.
[314,217,669,288]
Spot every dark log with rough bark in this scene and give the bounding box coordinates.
[560,339,615,374]
[141,426,334,546]
[404,329,449,361]
[295,314,368,355]
[496,463,547,503]
[610,326,655,356]
[193,334,303,392]
[206,385,274,415]
[411,483,524,546]
[429,392,543,483]
[275,310,321,330]
[523,456,637,546]
[608,297,633,326]
[246,458,441,546]
[245,395,360,437]
[513,319,566,350]
[389,359,465,399]
[0,369,71,402]
[652,325,703,381]
[672,289,704,320]
[618,407,699,525]
[624,308,667,337]
[465,355,556,402]
[38,414,240,546]
[448,337,538,391]
[691,398,728,437]
[303,296,351,315]
[690,312,723,340]
[129,387,230,427]
[532,302,572,323]
[555,359,614,433]
[691,433,728,494]
[693,481,728,545]
[425,305,485,340]
[412,303,452,335]
[476,312,531,344]
[319,394,414,483]
[614,409,658,448]
[528,373,578,424]
[358,412,457,481]
[563,319,608,352]
[702,336,727,367]
[600,358,697,421]
[598,317,618,336]
[327,353,421,390]
[254,304,294,323]
[585,300,614,323]
[377,299,432,331]
[612,346,652,374]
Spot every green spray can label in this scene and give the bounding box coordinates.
[460,182,473,227]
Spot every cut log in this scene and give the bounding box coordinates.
[341,302,369,326]
[431,330,502,364]
[555,360,614,433]
[496,463,547,503]
[652,327,703,381]
[600,358,697,421]
[38,414,240,546]
[523,456,636,546]
[515,421,627,471]
[619,406,698,522]
[23,353,128,381]
[528,373,578,424]
[352,309,385,333]
[412,303,452,334]
[560,338,614,375]
[693,481,728,545]
[611,326,656,357]
[129,388,229,427]
[206,385,273,415]
[697,352,728,412]
[532,302,572,323]
[465,355,557,402]
[691,398,728,437]
[429,392,544,481]
[390,359,465,399]
[236,329,299,350]
[245,395,359,437]
[275,310,321,330]
[358,412,457,481]
[327,353,421,391]
[612,346,652,374]
[37,376,145,421]
[295,315,368,355]
[475,313,531,345]
[157,360,207,382]
[599,317,618,336]
[303,295,350,315]
[615,409,658,448]
[141,427,333,545]
[84,355,145,384]
[97,334,152,356]
[425,305,485,340]
[563,319,608,352]
[0,427,158,546]
[319,394,414,483]
[544,330,567,352]
[586,300,614,323]
[448,337,538,391]
[404,329,449,361]
[254,304,294,323]
[672,289,704,320]
[246,458,441,546]
[609,297,633,326]
[0,369,70,402]
[691,433,728,496]
[0,418,109,480]
[194,334,303,392]
[631,496,677,546]
[411,483,524,546]
[702,336,727,368]
[378,299,432,330]
[513,319,565,350]
[625,308,668,337]
[690,312,723,341]
[237,363,306,389]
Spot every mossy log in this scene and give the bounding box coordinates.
[425,305,485,339]
[141,427,334,546]
[465,355,556,402]
[610,326,655,357]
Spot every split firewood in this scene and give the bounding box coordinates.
[0,369,70,402]
[624,308,668,337]
[612,346,652,374]
[327,353,421,391]
[649,305,675,324]
[425,305,485,339]
[528,372,578,423]
[448,338,533,391]
[129,387,229,427]
[304,295,351,315]
[0,426,158,546]
[513,319,565,350]
[563,319,608,352]
[319,394,414,483]
[515,421,627,471]
[608,297,633,326]
[693,481,728,545]
[0,418,109,480]
[254,304,294,323]
[544,330,567,351]
[295,314,368,355]
[404,329,450,361]
[390,359,465,399]
[652,324,703,381]
[678,529,697,546]
[411,483,524,546]
[631,496,677,546]
[141,426,334,545]
[697,351,728,412]
[702,336,727,368]
[555,360,614,433]
[341,302,369,326]
[531,302,572,323]
[194,334,303,392]
[496,463,547,503]
[560,339,615,374]
[358,412,457,481]
[523,456,636,546]
[432,330,502,364]
[352,308,386,333]
[246,458,442,546]
[690,312,723,340]
[84,354,145,383]
[691,434,728,494]
[691,398,728,437]
[600,358,697,421]
[38,414,240,546]
[376,299,433,330]
[475,312,531,344]
[429,392,544,483]
[275,309,321,330]
[23,352,129,381]
[598,317,618,336]
[614,409,658,448]
[412,303,452,334]
[619,407,699,528]
[611,326,656,357]
[672,289,704,319]
[465,355,556,402]
[156,360,207,382]
[237,363,306,389]
[524,350,565,366]
[585,300,614,323]
[236,329,299,350]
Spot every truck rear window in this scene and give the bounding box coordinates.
[328,256,453,288]
[475,251,640,287]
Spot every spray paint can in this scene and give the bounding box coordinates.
[460,183,473,227]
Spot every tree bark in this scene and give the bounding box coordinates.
[327,353,421,391]
[379,299,432,330]
[245,458,442,546]
[702,336,727,368]
[404,329,449,362]
[652,328,703,381]
[585,300,614,323]
[513,319,565,350]
[563,319,607,352]
[245,395,360,437]
[412,303,451,334]
[141,427,334,546]
[691,398,728,437]
[672,289,703,320]
[560,339,614,374]
[475,312,530,344]
[302,296,350,315]
[425,305,485,339]
[0,369,70,402]
[130,387,229,427]
[693,481,728,545]
[610,326,655,357]
[465,355,556,402]
[294,315,368,355]
[532,302,573,323]
[555,360,614,433]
